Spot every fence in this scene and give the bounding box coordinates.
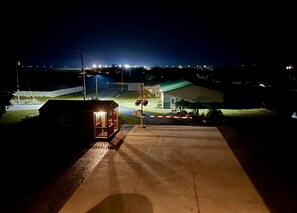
[14,86,83,97]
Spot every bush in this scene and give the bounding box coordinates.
[205,108,225,123]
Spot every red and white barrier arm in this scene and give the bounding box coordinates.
[146,115,192,119]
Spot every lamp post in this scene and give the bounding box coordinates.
[95,73,98,98]
[121,67,123,92]
[16,60,20,104]
[80,50,86,100]
[140,82,144,127]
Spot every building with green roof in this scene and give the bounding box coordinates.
[160,80,223,109]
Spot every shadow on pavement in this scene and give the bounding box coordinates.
[218,116,297,213]
[87,193,153,213]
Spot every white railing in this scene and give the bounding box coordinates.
[13,86,83,97]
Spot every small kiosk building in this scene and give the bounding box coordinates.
[39,100,119,141]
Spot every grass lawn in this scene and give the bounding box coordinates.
[52,91,171,114]
[0,110,39,125]
[222,108,279,118]
[3,91,281,126]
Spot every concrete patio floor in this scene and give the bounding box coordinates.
[57,125,269,213]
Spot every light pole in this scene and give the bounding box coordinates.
[16,60,20,104]
[80,50,86,100]
[95,73,98,98]
[121,67,123,92]
[140,82,144,127]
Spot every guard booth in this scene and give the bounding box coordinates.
[94,102,119,140]
[39,100,119,141]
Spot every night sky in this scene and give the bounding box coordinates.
[4,1,296,67]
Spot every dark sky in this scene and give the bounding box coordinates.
[4,1,296,67]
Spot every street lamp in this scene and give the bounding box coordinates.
[80,51,86,100]
[16,60,20,104]
[121,67,124,92]
[95,73,98,98]
[121,64,131,92]
[92,64,99,99]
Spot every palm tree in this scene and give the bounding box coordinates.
[188,101,205,116]
[175,99,189,112]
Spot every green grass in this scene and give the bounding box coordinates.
[112,91,172,115]
[115,91,139,99]
[50,90,169,114]
[4,91,280,127]
[0,110,39,125]
[119,113,141,125]
[221,108,279,118]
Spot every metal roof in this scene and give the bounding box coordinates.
[39,100,118,112]
[165,84,223,102]
[161,80,193,92]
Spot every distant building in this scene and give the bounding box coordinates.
[127,82,161,97]
[160,80,224,109]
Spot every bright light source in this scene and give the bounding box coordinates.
[93,64,97,68]
[95,111,106,116]
[124,64,131,69]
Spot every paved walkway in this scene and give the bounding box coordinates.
[57,125,269,213]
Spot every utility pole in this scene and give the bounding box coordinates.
[121,68,123,92]
[16,60,20,104]
[80,50,86,100]
[95,74,98,98]
[140,82,144,127]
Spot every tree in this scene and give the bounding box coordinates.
[145,73,157,82]
[188,101,205,116]
[175,99,190,111]
[0,89,14,118]
[205,108,224,123]
[0,56,16,118]
[138,89,151,99]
